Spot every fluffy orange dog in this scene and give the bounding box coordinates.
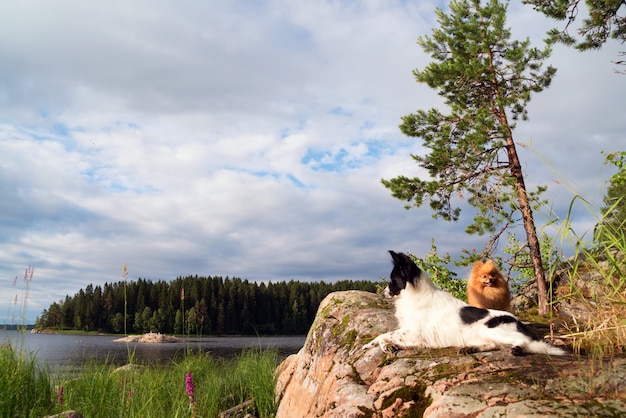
[467,260,511,311]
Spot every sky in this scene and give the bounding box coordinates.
[1,0,624,324]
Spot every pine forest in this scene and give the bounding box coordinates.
[35,276,378,335]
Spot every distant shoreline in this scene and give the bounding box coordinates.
[1,324,35,331]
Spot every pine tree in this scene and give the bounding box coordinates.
[382,0,556,314]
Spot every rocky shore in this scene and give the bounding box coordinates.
[275,290,626,417]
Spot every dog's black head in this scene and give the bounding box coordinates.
[386,250,423,296]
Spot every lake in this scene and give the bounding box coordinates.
[1,330,305,374]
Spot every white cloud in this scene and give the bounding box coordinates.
[0,0,624,323]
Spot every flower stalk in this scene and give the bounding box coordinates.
[185,370,197,418]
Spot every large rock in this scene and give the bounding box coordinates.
[512,252,625,323]
[275,290,626,417]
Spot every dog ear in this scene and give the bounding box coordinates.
[484,259,496,269]
[389,250,412,265]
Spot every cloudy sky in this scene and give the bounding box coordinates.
[1,0,624,324]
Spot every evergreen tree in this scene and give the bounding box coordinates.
[382,0,556,314]
[174,310,183,334]
[111,312,124,334]
[60,295,74,329]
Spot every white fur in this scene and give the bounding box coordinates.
[365,269,566,356]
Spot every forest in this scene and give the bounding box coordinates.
[35,276,378,335]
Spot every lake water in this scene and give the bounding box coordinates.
[1,330,305,374]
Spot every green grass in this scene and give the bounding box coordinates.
[547,190,626,356]
[1,342,279,418]
[555,221,626,357]
[0,342,52,418]
[4,263,280,417]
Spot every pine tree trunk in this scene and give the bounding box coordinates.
[504,136,549,315]
[493,68,550,315]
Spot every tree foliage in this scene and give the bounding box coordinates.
[524,0,626,72]
[595,151,626,245]
[382,0,556,314]
[410,240,466,300]
[524,0,626,50]
[35,276,378,335]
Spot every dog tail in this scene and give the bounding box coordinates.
[525,340,568,356]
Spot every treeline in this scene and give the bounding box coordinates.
[35,276,378,335]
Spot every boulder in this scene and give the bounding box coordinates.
[275,290,626,417]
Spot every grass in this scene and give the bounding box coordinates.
[3,264,281,417]
[0,341,52,417]
[555,239,626,357]
[0,341,279,418]
[512,150,626,357]
[545,188,626,356]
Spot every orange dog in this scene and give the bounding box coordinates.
[467,260,511,312]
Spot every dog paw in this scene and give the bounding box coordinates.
[362,341,376,350]
[458,346,478,355]
[511,346,523,356]
[381,343,399,354]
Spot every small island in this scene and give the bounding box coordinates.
[113,332,180,343]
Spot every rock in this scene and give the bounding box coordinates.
[512,252,626,325]
[44,410,83,418]
[275,290,626,417]
[112,332,180,343]
[113,363,144,373]
[219,398,256,418]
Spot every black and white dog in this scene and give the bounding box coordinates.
[364,251,567,356]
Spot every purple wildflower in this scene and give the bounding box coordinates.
[57,386,64,408]
[185,371,195,403]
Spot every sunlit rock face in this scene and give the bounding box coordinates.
[275,290,626,417]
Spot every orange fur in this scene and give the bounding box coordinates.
[467,260,511,311]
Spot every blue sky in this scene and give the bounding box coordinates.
[1,0,625,324]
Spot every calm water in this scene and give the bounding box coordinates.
[1,330,305,373]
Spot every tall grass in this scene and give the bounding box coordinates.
[3,265,280,417]
[514,149,626,356]
[554,200,626,356]
[234,348,279,417]
[1,341,279,418]
[55,348,278,418]
[546,183,626,355]
[1,266,52,417]
[0,342,52,417]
